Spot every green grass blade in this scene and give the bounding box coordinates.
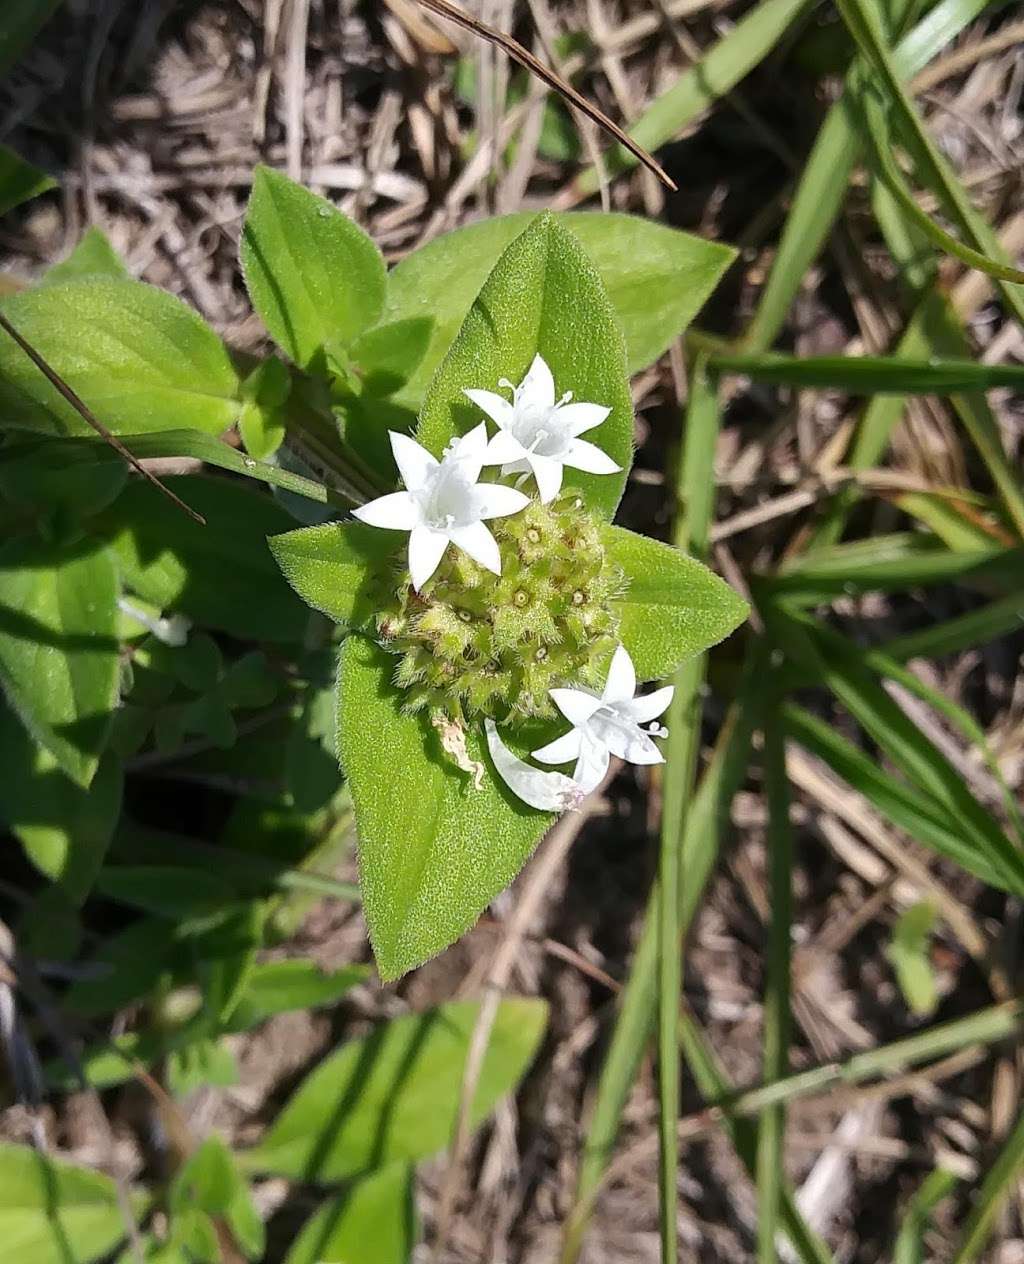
[679,1010,835,1264]
[756,705,792,1262]
[657,357,722,1264]
[709,351,1024,393]
[574,0,811,194]
[894,1169,959,1264]
[741,0,994,351]
[767,608,1024,894]
[693,1000,1023,1119]
[836,0,1024,312]
[783,703,1017,893]
[764,534,1022,604]
[952,1109,1024,1264]
[882,592,1024,662]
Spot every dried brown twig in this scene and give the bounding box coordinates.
[408,0,678,191]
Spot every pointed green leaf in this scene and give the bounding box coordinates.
[284,1165,417,1264]
[887,901,938,1017]
[338,636,553,979]
[268,522,396,629]
[0,704,122,903]
[0,537,119,787]
[0,143,55,217]
[384,211,734,409]
[0,278,240,437]
[246,997,546,1179]
[98,476,308,643]
[42,227,129,285]
[0,1143,130,1264]
[241,166,385,370]
[417,212,633,520]
[603,525,748,679]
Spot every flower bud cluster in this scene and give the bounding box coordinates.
[375,493,624,721]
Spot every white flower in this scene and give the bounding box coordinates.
[352,424,529,591]
[465,354,621,504]
[532,645,674,794]
[484,719,583,812]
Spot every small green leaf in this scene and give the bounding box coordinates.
[241,166,386,370]
[246,997,547,1180]
[0,1142,131,1264]
[268,521,395,629]
[0,433,128,519]
[0,537,119,787]
[238,357,291,461]
[98,476,309,643]
[284,1165,418,1264]
[42,227,129,285]
[0,704,122,903]
[166,1039,240,1098]
[603,525,749,679]
[348,316,434,397]
[171,1137,264,1261]
[338,636,553,979]
[887,901,939,1016]
[229,961,368,1031]
[384,211,734,409]
[95,865,237,922]
[0,278,240,437]
[0,143,56,217]
[418,212,633,520]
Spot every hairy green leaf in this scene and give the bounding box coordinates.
[268,522,396,629]
[418,213,633,520]
[246,998,546,1179]
[42,227,129,285]
[0,278,239,436]
[241,166,385,370]
[604,525,748,679]
[385,210,733,409]
[0,537,119,787]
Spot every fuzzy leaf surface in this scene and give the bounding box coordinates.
[417,212,634,520]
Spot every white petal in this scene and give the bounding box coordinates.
[565,437,622,475]
[464,388,515,429]
[351,491,420,531]
[485,720,583,812]
[473,483,531,521]
[573,735,611,795]
[407,524,450,590]
[532,728,583,765]
[389,431,437,492]
[591,713,664,765]
[448,520,501,574]
[483,429,528,466]
[450,421,489,484]
[549,688,603,727]
[520,354,555,409]
[602,644,636,704]
[528,452,564,504]
[619,685,675,725]
[555,401,611,437]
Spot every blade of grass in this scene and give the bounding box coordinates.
[571,0,812,195]
[741,0,997,351]
[756,705,792,1262]
[952,1109,1024,1264]
[763,534,1021,605]
[688,999,1023,1120]
[678,1007,836,1264]
[893,1169,959,1264]
[784,703,1014,893]
[656,355,722,1264]
[836,0,1024,311]
[766,606,1024,894]
[708,351,1024,393]
[882,592,1024,662]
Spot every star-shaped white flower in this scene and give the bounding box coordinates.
[465,354,621,504]
[352,424,529,591]
[531,645,674,794]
